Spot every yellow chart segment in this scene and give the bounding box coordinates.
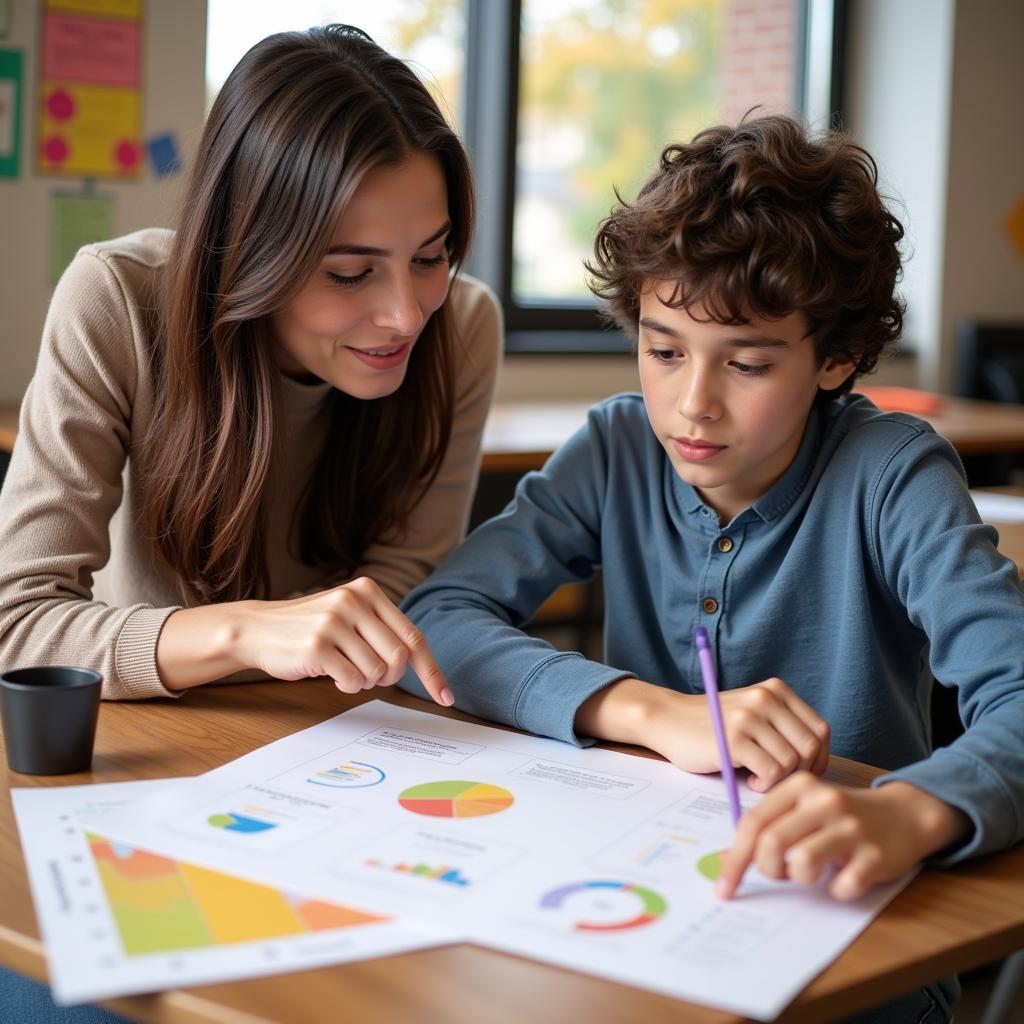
[178,864,381,943]
[454,784,514,817]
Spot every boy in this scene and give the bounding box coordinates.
[399,115,1024,1018]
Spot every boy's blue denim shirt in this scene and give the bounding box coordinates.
[400,393,1024,864]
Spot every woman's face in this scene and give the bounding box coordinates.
[271,150,452,399]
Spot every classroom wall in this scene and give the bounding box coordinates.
[844,0,955,390]
[0,0,207,405]
[938,0,1024,393]
[845,0,1024,394]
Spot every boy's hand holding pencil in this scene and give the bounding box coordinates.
[575,673,830,792]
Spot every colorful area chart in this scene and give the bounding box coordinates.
[540,880,667,932]
[398,781,514,819]
[87,833,383,955]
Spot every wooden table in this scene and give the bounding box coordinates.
[2,684,1023,1024]
[480,396,1024,474]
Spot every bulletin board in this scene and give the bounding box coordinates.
[37,0,143,178]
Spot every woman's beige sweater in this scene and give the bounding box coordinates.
[0,229,502,699]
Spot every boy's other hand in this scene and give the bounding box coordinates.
[576,676,829,790]
[716,775,972,901]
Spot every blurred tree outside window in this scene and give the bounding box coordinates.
[515,0,799,304]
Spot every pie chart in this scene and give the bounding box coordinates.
[397,780,514,818]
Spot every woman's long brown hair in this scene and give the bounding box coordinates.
[145,25,474,605]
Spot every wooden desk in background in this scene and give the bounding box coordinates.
[0,403,17,453]
[2,684,1023,1024]
[480,395,1024,474]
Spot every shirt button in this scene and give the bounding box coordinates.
[702,597,719,614]
[717,537,734,553]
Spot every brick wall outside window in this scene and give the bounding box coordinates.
[722,0,797,121]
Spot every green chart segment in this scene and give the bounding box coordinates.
[697,850,724,882]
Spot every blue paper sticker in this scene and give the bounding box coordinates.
[146,132,180,176]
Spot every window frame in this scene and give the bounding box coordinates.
[461,0,849,355]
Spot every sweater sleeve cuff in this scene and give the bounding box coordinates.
[872,748,1020,865]
[513,652,633,747]
[113,605,183,700]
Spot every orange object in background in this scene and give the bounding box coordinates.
[856,386,947,415]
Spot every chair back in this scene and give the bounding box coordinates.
[956,320,1024,403]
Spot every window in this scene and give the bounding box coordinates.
[464,0,846,351]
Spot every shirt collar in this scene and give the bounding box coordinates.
[669,403,824,525]
[751,401,823,521]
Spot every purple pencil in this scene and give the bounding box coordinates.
[694,627,742,827]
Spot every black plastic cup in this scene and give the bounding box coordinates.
[0,667,102,774]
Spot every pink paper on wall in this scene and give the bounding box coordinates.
[41,11,139,87]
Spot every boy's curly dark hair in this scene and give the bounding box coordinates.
[586,113,906,395]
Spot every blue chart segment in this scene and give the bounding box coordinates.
[307,761,385,788]
[540,880,668,932]
[206,812,277,834]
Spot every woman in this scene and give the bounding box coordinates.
[0,25,502,704]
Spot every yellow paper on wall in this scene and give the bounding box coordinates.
[39,82,140,177]
[46,0,141,18]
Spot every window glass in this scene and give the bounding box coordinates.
[515,0,800,304]
[205,0,465,125]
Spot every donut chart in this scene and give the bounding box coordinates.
[540,880,667,932]
[308,761,385,788]
[398,781,514,818]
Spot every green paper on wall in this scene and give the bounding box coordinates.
[51,192,114,284]
[0,48,22,178]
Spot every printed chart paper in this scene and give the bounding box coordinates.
[971,489,1024,524]
[98,702,911,1020]
[11,779,454,1005]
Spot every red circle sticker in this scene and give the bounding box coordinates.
[42,136,69,164]
[46,89,76,121]
[114,139,140,169]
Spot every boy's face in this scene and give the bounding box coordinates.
[638,282,853,523]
